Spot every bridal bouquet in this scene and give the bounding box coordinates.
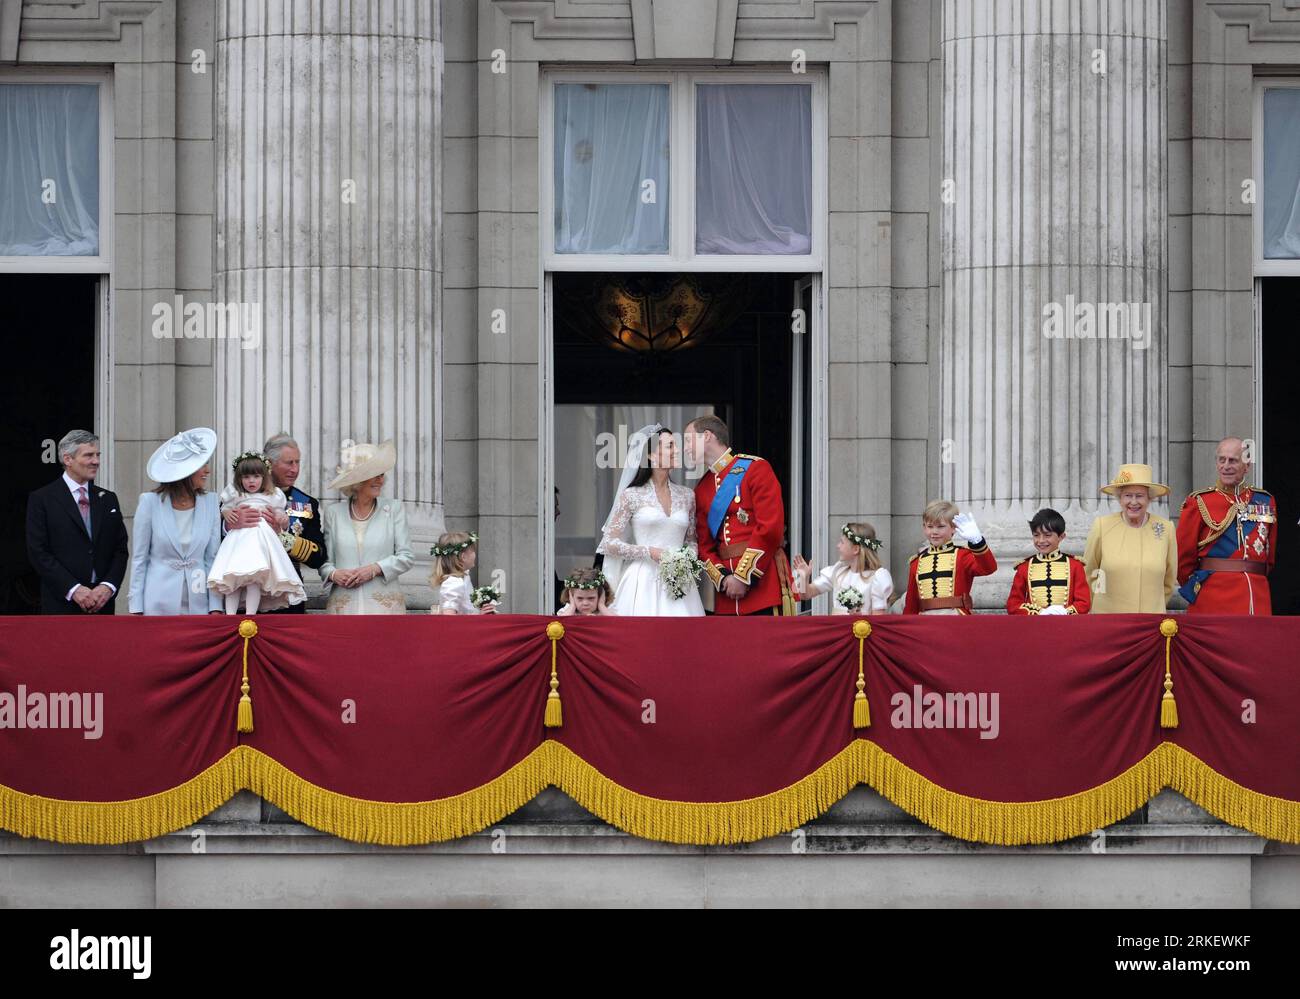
[835,586,865,613]
[471,585,501,609]
[659,547,704,600]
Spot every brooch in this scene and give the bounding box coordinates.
[1151,521,1164,539]
[737,509,750,524]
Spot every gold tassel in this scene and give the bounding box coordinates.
[1159,618,1179,729]
[852,620,872,729]
[237,618,258,733]
[544,620,564,728]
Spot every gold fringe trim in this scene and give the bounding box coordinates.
[2,742,1297,846]
[549,741,864,845]
[0,748,248,845]
[241,746,553,845]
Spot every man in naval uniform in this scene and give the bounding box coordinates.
[684,415,795,616]
[225,432,328,614]
[1176,437,1277,615]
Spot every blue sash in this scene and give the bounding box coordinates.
[1177,508,1262,605]
[707,458,752,539]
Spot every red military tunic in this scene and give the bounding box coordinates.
[1005,551,1091,615]
[902,540,997,614]
[694,449,793,615]
[1176,483,1276,615]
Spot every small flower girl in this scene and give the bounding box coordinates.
[792,522,894,614]
[430,531,497,614]
[556,567,618,616]
[207,451,306,614]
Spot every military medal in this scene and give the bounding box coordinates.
[737,508,750,524]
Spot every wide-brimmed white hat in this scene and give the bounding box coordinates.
[328,440,396,491]
[1100,462,1170,499]
[146,427,218,484]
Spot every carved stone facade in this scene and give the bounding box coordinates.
[3,0,1296,611]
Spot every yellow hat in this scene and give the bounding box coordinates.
[1100,463,1169,499]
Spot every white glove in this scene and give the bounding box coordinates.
[1038,605,1068,616]
[951,512,983,545]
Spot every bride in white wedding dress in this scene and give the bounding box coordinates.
[597,425,706,617]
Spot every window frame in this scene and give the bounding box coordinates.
[0,67,114,274]
[1253,79,1300,277]
[541,67,827,273]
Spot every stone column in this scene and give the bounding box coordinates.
[940,0,1166,588]
[214,0,444,581]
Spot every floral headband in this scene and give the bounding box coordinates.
[232,450,272,474]
[563,572,608,591]
[842,524,883,552]
[431,532,478,558]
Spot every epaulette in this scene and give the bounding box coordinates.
[1248,487,1273,499]
[736,453,763,462]
[909,550,921,563]
[1186,484,1219,498]
[1015,555,1033,567]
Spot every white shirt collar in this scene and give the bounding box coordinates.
[63,472,92,497]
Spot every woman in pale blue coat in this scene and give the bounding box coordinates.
[319,440,413,614]
[129,428,224,615]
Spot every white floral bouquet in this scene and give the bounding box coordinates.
[835,586,865,612]
[659,547,704,600]
[471,585,501,609]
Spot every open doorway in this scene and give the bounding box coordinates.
[0,274,99,613]
[1261,277,1299,614]
[551,272,816,609]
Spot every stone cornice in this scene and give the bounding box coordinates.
[16,0,164,41]
[491,0,875,50]
[1209,0,1300,41]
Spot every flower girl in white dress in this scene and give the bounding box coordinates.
[430,531,497,614]
[596,426,705,617]
[792,522,894,614]
[208,452,307,614]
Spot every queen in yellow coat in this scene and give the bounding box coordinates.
[1082,464,1178,614]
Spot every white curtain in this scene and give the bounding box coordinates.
[554,84,670,254]
[1263,88,1300,259]
[0,84,100,256]
[695,84,812,255]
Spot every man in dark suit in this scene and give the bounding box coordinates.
[25,429,130,614]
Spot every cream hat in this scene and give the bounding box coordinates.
[146,428,218,484]
[328,440,396,491]
[1100,463,1170,499]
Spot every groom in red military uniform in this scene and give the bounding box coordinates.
[1176,436,1277,615]
[683,415,795,616]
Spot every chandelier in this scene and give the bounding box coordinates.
[581,275,744,355]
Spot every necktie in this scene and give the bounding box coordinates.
[77,486,92,535]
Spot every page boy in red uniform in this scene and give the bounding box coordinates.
[903,500,997,615]
[1006,508,1090,615]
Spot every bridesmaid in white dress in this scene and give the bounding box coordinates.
[792,522,895,614]
[597,426,705,617]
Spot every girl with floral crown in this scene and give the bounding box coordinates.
[207,451,306,614]
[430,531,497,615]
[791,522,894,614]
[557,567,618,616]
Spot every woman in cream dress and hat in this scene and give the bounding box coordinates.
[319,440,414,614]
[129,428,226,615]
[1082,463,1178,614]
